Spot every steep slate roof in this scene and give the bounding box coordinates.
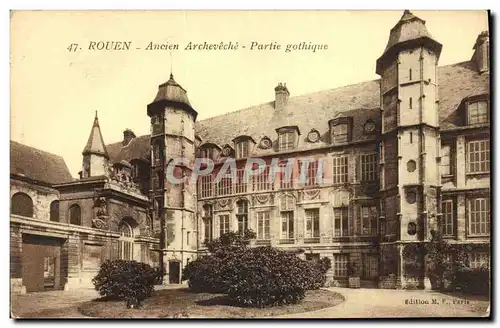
[105,60,489,163]
[82,111,109,158]
[10,140,74,184]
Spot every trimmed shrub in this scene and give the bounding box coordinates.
[92,260,157,304]
[225,246,311,307]
[453,266,490,295]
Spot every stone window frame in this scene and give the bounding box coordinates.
[11,192,34,218]
[280,210,294,240]
[360,205,378,236]
[68,203,82,226]
[202,204,214,242]
[440,143,455,177]
[362,253,379,278]
[256,210,271,240]
[329,116,353,145]
[276,126,300,152]
[304,208,320,239]
[467,99,489,125]
[360,152,377,182]
[467,196,490,237]
[50,200,60,222]
[333,253,349,277]
[440,198,455,237]
[198,174,213,199]
[236,199,249,234]
[233,136,255,159]
[333,206,349,237]
[466,139,490,174]
[218,214,230,237]
[469,251,489,269]
[332,155,348,185]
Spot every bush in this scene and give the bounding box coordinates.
[183,230,331,308]
[92,260,157,304]
[453,266,490,295]
[225,246,311,307]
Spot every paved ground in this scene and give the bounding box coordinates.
[279,288,490,318]
[11,286,490,319]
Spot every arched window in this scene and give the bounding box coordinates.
[236,199,249,234]
[69,204,81,225]
[119,220,134,260]
[11,192,33,217]
[50,200,60,222]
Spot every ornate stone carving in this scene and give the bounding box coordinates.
[304,189,320,200]
[92,218,108,230]
[217,198,231,210]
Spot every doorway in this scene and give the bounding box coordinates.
[22,234,63,292]
[168,261,180,284]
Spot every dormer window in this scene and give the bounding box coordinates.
[236,141,248,158]
[198,143,221,161]
[233,136,255,159]
[468,100,488,125]
[332,124,348,143]
[329,116,352,145]
[276,126,299,152]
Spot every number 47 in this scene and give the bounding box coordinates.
[67,43,79,52]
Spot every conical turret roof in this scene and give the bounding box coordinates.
[147,73,197,119]
[82,111,109,159]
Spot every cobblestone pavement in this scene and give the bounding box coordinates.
[278,287,490,318]
[11,286,490,319]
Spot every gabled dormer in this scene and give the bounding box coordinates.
[275,126,300,152]
[465,94,490,126]
[328,114,353,145]
[198,142,221,161]
[233,135,256,159]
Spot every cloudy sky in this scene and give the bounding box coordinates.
[10,10,488,177]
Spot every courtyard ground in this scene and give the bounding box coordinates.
[10,286,490,319]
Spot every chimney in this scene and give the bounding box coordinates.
[274,82,290,110]
[123,129,136,146]
[472,31,489,74]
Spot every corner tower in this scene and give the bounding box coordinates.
[376,10,442,289]
[147,73,198,284]
[82,111,109,178]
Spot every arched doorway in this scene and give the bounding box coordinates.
[168,260,181,284]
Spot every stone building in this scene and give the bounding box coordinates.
[10,10,490,292]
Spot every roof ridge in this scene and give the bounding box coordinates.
[10,139,66,160]
[197,61,472,124]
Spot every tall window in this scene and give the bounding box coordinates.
[153,142,162,163]
[217,173,233,196]
[279,132,295,151]
[236,200,249,234]
[279,160,293,189]
[441,145,452,176]
[236,141,249,158]
[201,147,214,160]
[257,211,271,240]
[362,254,379,278]
[468,101,488,125]
[254,165,271,191]
[360,153,377,182]
[360,206,377,236]
[333,254,349,277]
[334,207,349,237]
[235,169,248,194]
[219,214,230,237]
[332,124,348,144]
[69,204,81,225]
[199,175,213,198]
[202,204,213,242]
[281,211,294,239]
[305,208,320,239]
[119,221,134,260]
[441,199,454,236]
[333,156,348,184]
[11,192,33,217]
[50,200,59,222]
[468,140,490,173]
[301,160,319,187]
[468,197,490,236]
[469,252,489,269]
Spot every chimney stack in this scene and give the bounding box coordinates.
[123,129,136,146]
[274,82,290,110]
[472,31,489,74]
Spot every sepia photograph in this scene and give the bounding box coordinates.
[9,9,491,319]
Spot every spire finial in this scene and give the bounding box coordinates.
[95,110,98,119]
[404,9,411,14]
[170,50,173,79]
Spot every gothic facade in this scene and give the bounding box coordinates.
[10,11,490,293]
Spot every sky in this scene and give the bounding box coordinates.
[10,10,489,178]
